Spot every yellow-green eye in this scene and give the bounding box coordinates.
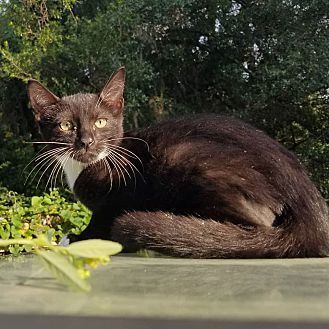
[95,118,107,128]
[60,121,73,131]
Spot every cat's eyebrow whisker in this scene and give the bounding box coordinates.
[95,95,103,110]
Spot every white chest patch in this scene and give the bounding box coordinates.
[58,156,87,191]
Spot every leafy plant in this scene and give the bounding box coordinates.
[0,236,122,292]
[0,187,91,254]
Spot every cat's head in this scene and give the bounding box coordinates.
[27,67,125,164]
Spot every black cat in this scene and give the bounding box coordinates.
[27,67,329,258]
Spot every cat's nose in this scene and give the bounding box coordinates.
[80,137,94,150]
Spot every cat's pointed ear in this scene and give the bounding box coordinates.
[27,80,59,121]
[99,67,125,114]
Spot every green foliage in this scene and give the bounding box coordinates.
[0,187,91,254]
[0,236,122,291]
[0,0,77,81]
[0,115,39,194]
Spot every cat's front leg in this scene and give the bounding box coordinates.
[66,212,112,243]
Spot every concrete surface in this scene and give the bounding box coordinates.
[1,255,329,328]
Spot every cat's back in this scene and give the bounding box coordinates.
[127,113,313,211]
[130,113,294,166]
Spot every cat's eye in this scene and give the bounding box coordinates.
[95,118,107,128]
[60,121,73,131]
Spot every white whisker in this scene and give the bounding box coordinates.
[106,136,150,152]
[107,152,125,187]
[108,149,132,180]
[24,148,68,186]
[107,145,144,183]
[34,148,69,189]
[25,141,72,146]
[52,149,72,189]
[101,158,113,193]
[109,144,145,171]
[106,147,136,188]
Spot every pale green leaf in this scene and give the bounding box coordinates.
[31,196,41,207]
[66,239,122,258]
[0,239,35,247]
[37,250,90,292]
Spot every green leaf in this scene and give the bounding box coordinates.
[66,239,122,258]
[31,196,41,207]
[37,250,91,292]
[0,238,35,246]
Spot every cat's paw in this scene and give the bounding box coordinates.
[58,235,71,246]
[59,233,81,246]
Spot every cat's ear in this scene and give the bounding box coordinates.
[27,80,59,121]
[99,67,125,114]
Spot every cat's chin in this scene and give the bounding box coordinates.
[73,149,108,165]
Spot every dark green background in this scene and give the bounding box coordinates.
[0,0,328,197]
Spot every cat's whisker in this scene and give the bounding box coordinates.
[62,149,75,187]
[52,149,73,190]
[37,155,62,190]
[110,153,127,187]
[106,136,150,152]
[107,145,145,183]
[24,147,63,175]
[106,147,138,189]
[102,157,113,193]
[57,149,76,189]
[111,146,145,176]
[47,157,62,191]
[35,148,69,190]
[108,149,132,180]
[39,150,68,190]
[105,142,145,173]
[27,155,56,187]
[31,148,68,168]
[25,141,72,146]
[108,143,141,160]
[106,152,125,188]
[21,145,48,177]
[24,148,68,186]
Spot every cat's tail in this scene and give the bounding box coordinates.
[110,205,329,258]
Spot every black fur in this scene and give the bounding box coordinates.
[74,115,329,258]
[28,68,329,258]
